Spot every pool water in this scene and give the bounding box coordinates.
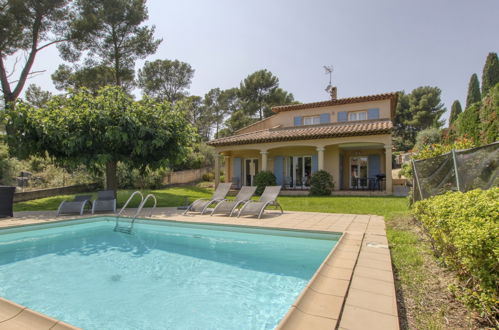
[0,218,339,330]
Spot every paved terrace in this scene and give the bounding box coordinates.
[0,209,399,330]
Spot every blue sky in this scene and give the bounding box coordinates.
[12,0,499,122]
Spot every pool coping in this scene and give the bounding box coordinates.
[0,209,399,330]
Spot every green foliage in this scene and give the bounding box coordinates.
[61,0,161,87]
[4,86,195,189]
[51,64,122,92]
[412,137,475,160]
[309,170,334,196]
[117,163,167,189]
[394,87,446,151]
[449,100,462,125]
[202,172,214,182]
[0,141,20,185]
[253,171,276,195]
[138,59,194,103]
[457,103,481,144]
[481,52,499,96]
[414,189,499,324]
[24,84,52,108]
[239,69,294,120]
[413,128,442,151]
[466,73,481,108]
[398,162,413,180]
[479,83,499,145]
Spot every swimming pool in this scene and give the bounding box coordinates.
[0,217,340,329]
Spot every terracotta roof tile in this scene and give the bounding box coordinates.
[272,92,398,113]
[207,119,392,147]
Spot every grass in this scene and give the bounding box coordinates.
[14,185,408,218]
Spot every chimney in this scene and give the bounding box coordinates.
[330,86,337,100]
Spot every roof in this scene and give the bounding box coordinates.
[271,92,399,115]
[207,119,392,147]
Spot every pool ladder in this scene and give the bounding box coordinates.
[114,191,157,234]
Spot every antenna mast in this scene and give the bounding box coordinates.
[323,65,333,92]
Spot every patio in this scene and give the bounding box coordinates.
[0,209,399,330]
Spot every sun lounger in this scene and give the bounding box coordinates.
[91,190,117,214]
[184,183,232,215]
[56,195,92,216]
[211,186,257,216]
[237,186,283,219]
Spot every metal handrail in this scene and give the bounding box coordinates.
[137,194,157,218]
[114,192,157,234]
[117,191,144,217]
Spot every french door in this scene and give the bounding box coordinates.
[288,156,312,188]
[350,156,368,189]
[244,158,259,186]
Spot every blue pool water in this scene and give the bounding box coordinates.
[0,218,339,330]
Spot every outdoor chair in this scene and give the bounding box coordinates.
[237,186,283,219]
[211,186,257,216]
[183,182,232,215]
[56,195,92,216]
[91,190,117,214]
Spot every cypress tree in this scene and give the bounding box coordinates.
[481,52,499,96]
[449,100,462,125]
[466,73,481,108]
[457,103,481,144]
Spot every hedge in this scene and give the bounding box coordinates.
[414,188,498,324]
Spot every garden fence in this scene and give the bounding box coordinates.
[412,141,499,201]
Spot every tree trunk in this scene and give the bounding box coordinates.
[106,160,118,193]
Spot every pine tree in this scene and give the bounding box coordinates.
[449,100,462,125]
[466,74,481,108]
[481,52,499,96]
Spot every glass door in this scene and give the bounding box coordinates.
[350,156,368,189]
[244,158,259,186]
[289,156,312,188]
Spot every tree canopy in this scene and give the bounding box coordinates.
[393,87,446,151]
[481,52,499,96]
[51,64,121,93]
[239,69,294,120]
[60,0,161,87]
[138,59,194,103]
[449,100,462,125]
[4,86,194,191]
[466,73,481,108]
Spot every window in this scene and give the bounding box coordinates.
[303,116,320,125]
[348,111,367,121]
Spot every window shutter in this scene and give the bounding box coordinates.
[319,113,331,124]
[312,155,318,173]
[294,116,302,126]
[273,156,284,186]
[368,154,380,177]
[337,111,347,122]
[368,108,380,120]
[233,158,242,188]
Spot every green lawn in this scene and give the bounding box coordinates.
[14,185,408,218]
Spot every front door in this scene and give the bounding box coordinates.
[244,158,259,186]
[350,156,368,189]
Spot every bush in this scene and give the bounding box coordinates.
[202,172,214,181]
[414,128,442,151]
[309,170,334,196]
[253,171,276,195]
[413,136,475,160]
[118,163,167,189]
[414,188,499,324]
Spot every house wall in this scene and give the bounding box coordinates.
[234,99,392,134]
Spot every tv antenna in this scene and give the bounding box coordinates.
[324,65,333,92]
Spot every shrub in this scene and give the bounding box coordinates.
[118,163,167,189]
[413,188,499,324]
[309,170,334,196]
[414,128,442,151]
[253,171,276,195]
[413,136,475,160]
[202,172,214,181]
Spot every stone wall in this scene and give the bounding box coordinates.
[163,167,211,185]
[14,183,101,202]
